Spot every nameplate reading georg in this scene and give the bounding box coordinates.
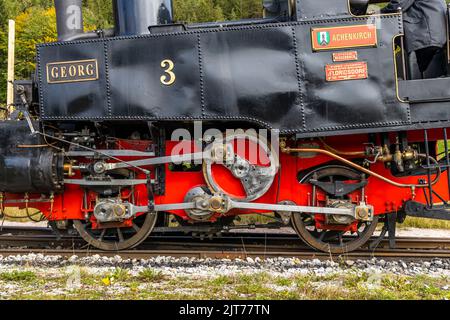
[46,59,98,84]
[326,62,368,82]
[312,25,377,51]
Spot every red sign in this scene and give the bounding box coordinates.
[332,51,358,62]
[312,25,378,51]
[326,62,368,82]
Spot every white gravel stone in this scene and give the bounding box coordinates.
[345,260,355,267]
[311,259,321,266]
[0,253,449,280]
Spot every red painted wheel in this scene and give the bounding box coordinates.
[202,131,279,202]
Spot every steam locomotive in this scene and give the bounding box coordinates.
[2,0,450,252]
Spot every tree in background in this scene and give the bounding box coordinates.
[3,0,53,19]
[0,0,6,22]
[173,0,263,23]
[14,7,57,80]
[174,0,224,23]
[83,0,114,29]
[0,0,8,103]
[214,0,262,21]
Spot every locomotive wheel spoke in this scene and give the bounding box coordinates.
[319,231,328,241]
[117,228,124,243]
[338,233,344,246]
[98,229,106,241]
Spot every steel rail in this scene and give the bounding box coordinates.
[0,226,449,249]
[0,248,448,260]
[0,227,448,260]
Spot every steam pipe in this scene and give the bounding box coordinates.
[280,145,441,190]
[60,29,115,42]
[54,0,84,41]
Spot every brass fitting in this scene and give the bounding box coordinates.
[63,161,77,177]
[209,196,225,212]
[375,144,419,173]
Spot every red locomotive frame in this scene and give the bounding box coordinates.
[2,127,448,252]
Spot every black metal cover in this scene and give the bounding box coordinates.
[37,12,410,135]
[0,121,63,193]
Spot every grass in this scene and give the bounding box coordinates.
[100,268,131,286]
[0,270,448,300]
[400,217,450,230]
[0,271,37,282]
[138,269,166,282]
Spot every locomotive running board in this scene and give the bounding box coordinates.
[404,200,450,221]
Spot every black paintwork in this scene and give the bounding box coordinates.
[31,0,450,137]
[404,200,450,221]
[36,15,407,134]
[0,122,63,193]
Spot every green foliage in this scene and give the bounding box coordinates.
[138,268,166,282]
[0,0,7,23]
[0,270,37,282]
[174,0,224,23]
[0,0,9,104]
[400,216,450,230]
[213,0,263,21]
[83,0,114,29]
[14,7,57,80]
[173,0,263,23]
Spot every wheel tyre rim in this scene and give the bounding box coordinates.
[73,212,157,251]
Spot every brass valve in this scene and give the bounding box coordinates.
[63,161,77,177]
[376,144,419,173]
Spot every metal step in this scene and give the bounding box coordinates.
[404,200,450,221]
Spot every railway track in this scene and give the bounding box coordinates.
[0,226,449,260]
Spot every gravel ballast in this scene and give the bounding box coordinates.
[0,254,449,278]
[0,254,449,299]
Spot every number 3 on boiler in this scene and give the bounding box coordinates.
[160,59,176,86]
